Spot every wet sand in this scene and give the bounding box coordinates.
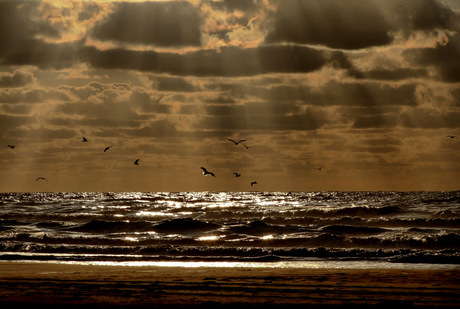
[0,262,459,308]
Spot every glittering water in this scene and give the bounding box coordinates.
[1,191,459,268]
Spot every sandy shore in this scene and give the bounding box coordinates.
[0,262,459,308]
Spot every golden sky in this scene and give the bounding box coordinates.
[1,0,459,192]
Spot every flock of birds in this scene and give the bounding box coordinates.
[5,137,262,187]
[7,135,457,187]
[200,139,259,187]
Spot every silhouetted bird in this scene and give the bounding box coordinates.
[82,137,88,142]
[241,144,250,149]
[251,181,257,186]
[317,166,324,171]
[446,135,457,138]
[7,145,15,149]
[36,177,47,182]
[233,173,241,177]
[134,159,140,165]
[104,146,112,152]
[228,139,246,145]
[201,167,215,177]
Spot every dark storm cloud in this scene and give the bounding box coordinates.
[91,1,201,47]
[0,71,35,88]
[264,0,459,50]
[348,68,429,81]
[0,1,79,69]
[4,39,82,69]
[0,1,40,57]
[405,33,460,83]
[264,0,392,49]
[85,45,331,76]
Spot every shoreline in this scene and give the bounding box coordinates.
[0,262,459,307]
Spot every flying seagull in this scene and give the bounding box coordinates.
[317,166,324,171]
[251,181,257,186]
[104,146,112,152]
[233,173,241,177]
[36,177,47,182]
[201,167,215,177]
[446,135,457,138]
[228,139,246,145]
[82,137,88,142]
[241,144,250,149]
[7,145,15,149]
[134,159,140,165]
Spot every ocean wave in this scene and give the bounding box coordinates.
[320,225,388,235]
[152,218,220,234]
[1,191,459,266]
[67,220,154,233]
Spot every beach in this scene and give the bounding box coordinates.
[0,262,459,308]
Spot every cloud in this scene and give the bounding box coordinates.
[405,33,460,82]
[85,44,332,76]
[0,87,75,104]
[348,68,428,81]
[0,70,36,87]
[199,105,327,131]
[299,81,418,107]
[400,108,460,128]
[91,1,201,47]
[264,0,393,49]
[0,1,40,56]
[352,114,400,129]
[120,119,179,137]
[264,0,460,50]
[154,76,198,92]
[0,1,81,69]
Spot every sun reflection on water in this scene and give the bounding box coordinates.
[51,260,459,270]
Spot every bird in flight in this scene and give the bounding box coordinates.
[317,166,324,171]
[251,181,257,186]
[104,146,112,152]
[82,137,88,142]
[134,159,140,165]
[36,177,47,182]
[7,145,15,149]
[241,144,250,149]
[446,135,457,138]
[233,173,241,177]
[228,139,246,145]
[201,167,215,177]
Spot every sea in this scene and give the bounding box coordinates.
[0,191,459,269]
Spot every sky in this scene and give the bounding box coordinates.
[0,0,459,192]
